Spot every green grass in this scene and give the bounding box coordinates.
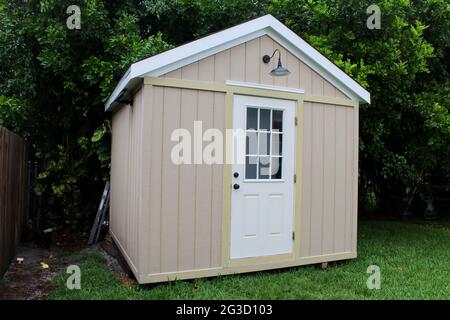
[49,220,450,300]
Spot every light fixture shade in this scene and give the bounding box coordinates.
[270,56,291,76]
[270,66,291,77]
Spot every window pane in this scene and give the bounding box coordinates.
[258,132,270,155]
[271,157,282,179]
[246,107,258,130]
[272,133,283,156]
[272,110,283,132]
[246,132,258,155]
[245,156,257,179]
[258,157,270,179]
[259,109,271,131]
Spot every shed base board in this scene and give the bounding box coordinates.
[110,231,140,280]
[110,228,356,285]
[136,252,356,284]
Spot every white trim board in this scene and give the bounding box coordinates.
[105,14,370,111]
[226,80,304,94]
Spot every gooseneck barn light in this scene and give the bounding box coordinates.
[262,49,291,77]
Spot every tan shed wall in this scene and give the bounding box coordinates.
[164,35,349,99]
[300,102,357,258]
[135,84,226,276]
[110,88,145,274]
[110,34,359,282]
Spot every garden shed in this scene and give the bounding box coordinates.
[106,14,370,284]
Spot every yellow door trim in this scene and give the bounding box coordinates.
[294,98,304,258]
[221,92,234,267]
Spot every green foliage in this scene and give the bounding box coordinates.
[140,0,271,44]
[269,0,450,210]
[0,0,171,231]
[0,96,27,134]
[0,0,449,230]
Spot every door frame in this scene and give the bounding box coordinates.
[222,86,304,268]
[229,94,297,261]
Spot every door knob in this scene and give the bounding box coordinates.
[233,172,239,178]
[233,184,240,190]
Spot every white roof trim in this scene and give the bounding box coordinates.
[225,80,305,94]
[105,14,370,111]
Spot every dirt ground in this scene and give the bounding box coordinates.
[0,235,126,300]
[0,244,66,300]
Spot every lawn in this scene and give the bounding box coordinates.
[49,220,450,300]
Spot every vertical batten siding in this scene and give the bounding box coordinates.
[352,104,359,253]
[300,103,312,257]
[178,88,198,271]
[178,63,198,271]
[111,105,128,248]
[334,106,347,253]
[148,86,164,274]
[195,56,215,269]
[160,87,181,273]
[166,35,349,99]
[211,92,225,267]
[195,92,214,269]
[138,85,153,273]
[111,88,144,272]
[214,50,230,82]
[245,39,260,83]
[259,36,273,85]
[301,102,356,257]
[130,88,144,267]
[183,55,225,268]
[345,109,355,252]
[141,82,226,275]
[286,51,300,88]
[230,44,245,81]
[310,104,324,256]
[322,105,336,255]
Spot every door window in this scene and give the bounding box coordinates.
[245,107,283,180]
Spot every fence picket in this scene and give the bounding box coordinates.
[0,126,27,278]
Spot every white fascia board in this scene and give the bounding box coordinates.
[105,14,370,111]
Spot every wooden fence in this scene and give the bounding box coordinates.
[0,126,27,278]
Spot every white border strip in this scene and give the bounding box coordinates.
[226,80,305,94]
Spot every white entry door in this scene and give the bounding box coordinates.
[230,94,296,259]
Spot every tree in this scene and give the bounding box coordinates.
[0,0,171,230]
[269,0,449,212]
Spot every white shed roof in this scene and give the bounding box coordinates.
[105,14,370,111]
